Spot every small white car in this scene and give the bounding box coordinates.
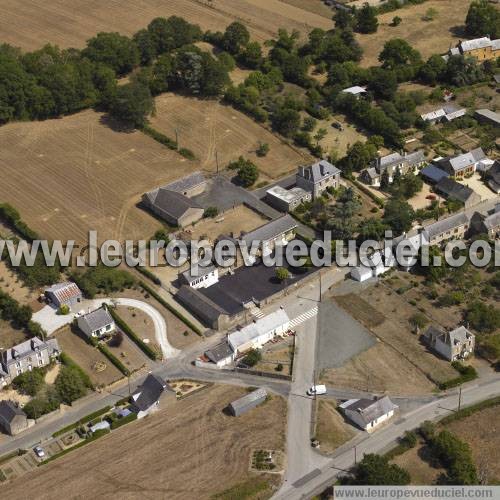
[306,384,327,396]
[33,446,45,458]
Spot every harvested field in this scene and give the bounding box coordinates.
[335,287,457,386]
[150,93,310,181]
[1,385,286,500]
[0,110,201,244]
[390,440,445,485]
[322,342,435,395]
[356,0,474,67]
[314,400,356,454]
[280,0,333,18]
[54,326,123,387]
[445,406,500,483]
[0,0,332,51]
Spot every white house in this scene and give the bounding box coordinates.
[204,342,235,368]
[339,396,398,432]
[180,264,219,289]
[351,251,394,281]
[342,86,367,98]
[424,325,475,362]
[228,308,290,356]
[77,307,116,339]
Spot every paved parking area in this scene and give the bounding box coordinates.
[316,299,376,371]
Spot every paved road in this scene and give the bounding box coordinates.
[274,377,500,500]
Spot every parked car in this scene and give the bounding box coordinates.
[306,384,326,396]
[33,446,45,458]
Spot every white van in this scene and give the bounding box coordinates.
[306,384,326,396]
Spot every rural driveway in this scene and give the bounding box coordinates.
[33,298,180,359]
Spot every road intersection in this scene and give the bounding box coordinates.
[3,266,500,500]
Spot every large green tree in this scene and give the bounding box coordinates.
[356,4,379,34]
[383,199,415,234]
[352,454,410,485]
[465,0,500,39]
[109,80,153,128]
[222,22,250,55]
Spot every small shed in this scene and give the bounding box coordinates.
[228,388,267,416]
[350,265,373,282]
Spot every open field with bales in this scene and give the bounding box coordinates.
[356,0,473,67]
[0,109,202,244]
[150,93,310,181]
[0,0,332,51]
[1,385,287,499]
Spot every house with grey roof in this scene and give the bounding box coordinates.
[360,150,426,187]
[228,308,290,355]
[204,341,235,368]
[44,282,82,310]
[180,264,219,289]
[77,307,115,339]
[474,109,500,128]
[422,212,471,246]
[0,401,28,435]
[130,373,175,419]
[296,160,341,198]
[142,187,204,228]
[163,171,206,197]
[228,388,267,416]
[470,207,500,240]
[265,185,311,212]
[435,177,481,208]
[485,161,500,194]
[239,214,297,261]
[434,148,486,179]
[0,337,60,383]
[424,325,475,362]
[339,396,397,432]
[176,285,230,330]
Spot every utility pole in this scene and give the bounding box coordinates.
[215,150,220,174]
[458,386,462,412]
[127,374,131,397]
[354,445,357,465]
[174,128,179,148]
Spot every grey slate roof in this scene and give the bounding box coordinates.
[475,109,500,125]
[131,373,171,412]
[144,188,203,220]
[176,285,229,322]
[483,211,500,230]
[437,148,485,172]
[435,177,477,203]
[423,212,470,240]
[205,342,234,363]
[240,214,297,245]
[163,171,205,193]
[229,388,267,414]
[0,401,26,423]
[79,307,114,332]
[343,396,397,426]
[420,165,449,183]
[2,337,47,365]
[299,160,340,183]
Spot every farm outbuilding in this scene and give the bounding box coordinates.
[45,282,82,309]
[350,265,373,282]
[228,388,268,416]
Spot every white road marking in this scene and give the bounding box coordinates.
[289,307,318,328]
